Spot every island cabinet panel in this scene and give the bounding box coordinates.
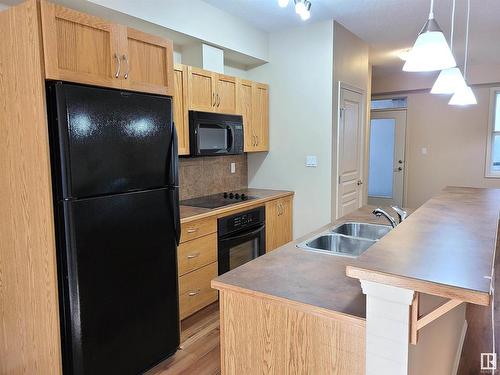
[187,66,216,112]
[40,0,122,89]
[265,196,293,252]
[174,64,190,155]
[40,1,174,95]
[121,27,174,96]
[219,290,365,375]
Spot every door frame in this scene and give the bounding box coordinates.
[335,82,366,219]
[368,108,408,207]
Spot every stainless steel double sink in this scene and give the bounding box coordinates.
[296,222,391,258]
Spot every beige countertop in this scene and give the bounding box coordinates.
[212,206,390,320]
[213,186,500,319]
[180,188,294,223]
[347,186,500,306]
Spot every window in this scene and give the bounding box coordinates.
[371,97,407,110]
[485,88,500,177]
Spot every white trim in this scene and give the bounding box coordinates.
[360,280,414,375]
[452,320,468,375]
[485,87,500,178]
[335,82,366,219]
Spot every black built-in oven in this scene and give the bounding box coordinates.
[218,207,266,275]
[189,111,244,156]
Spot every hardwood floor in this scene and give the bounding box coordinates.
[146,303,221,375]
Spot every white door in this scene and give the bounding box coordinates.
[368,110,407,207]
[337,88,364,218]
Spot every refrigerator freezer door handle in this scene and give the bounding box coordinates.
[169,121,181,245]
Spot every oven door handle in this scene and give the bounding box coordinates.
[219,224,265,244]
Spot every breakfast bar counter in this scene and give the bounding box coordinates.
[212,187,500,374]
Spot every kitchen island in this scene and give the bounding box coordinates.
[212,187,500,374]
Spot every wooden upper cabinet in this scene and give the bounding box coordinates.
[265,196,293,252]
[216,74,237,114]
[40,1,174,95]
[40,0,122,89]
[121,27,174,96]
[237,80,269,152]
[187,67,216,112]
[253,83,269,151]
[237,79,255,152]
[174,64,190,155]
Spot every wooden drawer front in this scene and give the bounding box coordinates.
[178,233,217,276]
[179,262,218,320]
[180,217,217,243]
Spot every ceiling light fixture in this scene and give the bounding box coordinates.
[278,0,289,8]
[294,0,311,21]
[431,0,466,94]
[403,0,456,72]
[449,0,476,105]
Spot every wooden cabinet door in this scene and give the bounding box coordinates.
[187,67,216,112]
[174,64,190,155]
[216,74,237,114]
[121,27,174,96]
[237,79,256,152]
[253,83,269,151]
[40,0,122,89]
[265,196,293,252]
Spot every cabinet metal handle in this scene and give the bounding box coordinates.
[278,202,283,216]
[212,93,216,107]
[256,135,259,146]
[217,93,220,107]
[122,54,129,79]
[187,227,198,233]
[188,289,201,297]
[114,53,121,78]
[357,180,363,186]
[186,253,200,259]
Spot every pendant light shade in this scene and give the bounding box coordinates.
[448,0,476,105]
[431,67,466,94]
[449,85,477,105]
[403,18,456,72]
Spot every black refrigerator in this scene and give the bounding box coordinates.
[46,82,181,375]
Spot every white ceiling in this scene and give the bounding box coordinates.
[202,0,500,76]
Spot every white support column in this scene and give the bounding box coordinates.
[360,280,415,375]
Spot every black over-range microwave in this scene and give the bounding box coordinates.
[188,111,244,156]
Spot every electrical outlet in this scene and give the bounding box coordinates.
[230,162,236,174]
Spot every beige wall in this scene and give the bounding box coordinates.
[409,294,467,375]
[393,86,500,208]
[332,22,371,218]
[246,21,334,238]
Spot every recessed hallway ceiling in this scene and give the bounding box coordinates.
[202,0,500,76]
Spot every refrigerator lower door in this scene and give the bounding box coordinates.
[59,188,179,375]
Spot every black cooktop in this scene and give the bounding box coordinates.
[180,190,257,209]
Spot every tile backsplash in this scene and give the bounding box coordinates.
[179,154,248,200]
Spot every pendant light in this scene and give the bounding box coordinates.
[403,0,456,72]
[449,0,477,105]
[278,0,289,8]
[431,0,466,94]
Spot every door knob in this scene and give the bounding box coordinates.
[357,180,363,186]
[394,167,403,172]
[398,160,403,164]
